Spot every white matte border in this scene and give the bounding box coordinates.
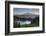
[10,4,43,32]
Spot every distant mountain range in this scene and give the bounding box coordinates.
[14,13,39,19]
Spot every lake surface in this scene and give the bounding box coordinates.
[15,20,31,25]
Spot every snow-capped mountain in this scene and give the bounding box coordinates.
[14,13,39,19]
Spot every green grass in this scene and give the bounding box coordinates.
[13,16,39,28]
[14,22,39,28]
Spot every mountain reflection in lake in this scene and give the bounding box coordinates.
[15,20,31,25]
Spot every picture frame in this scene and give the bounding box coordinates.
[5,1,45,35]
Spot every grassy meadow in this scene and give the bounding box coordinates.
[13,16,39,28]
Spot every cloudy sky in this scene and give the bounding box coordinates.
[13,8,39,15]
